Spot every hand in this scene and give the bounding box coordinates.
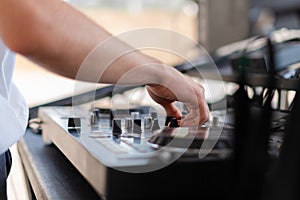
[146,75,209,127]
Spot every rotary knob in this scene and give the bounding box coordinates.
[90,113,99,126]
[125,118,133,130]
[112,118,122,137]
[150,111,158,119]
[165,116,179,127]
[169,118,179,128]
[165,116,173,126]
[144,117,152,129]
[151,118,160,131]
[133,118,142,133]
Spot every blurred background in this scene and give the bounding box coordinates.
[14,0,200,107]
[13,0,300,107]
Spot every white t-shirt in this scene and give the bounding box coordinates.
[0,39,28,154]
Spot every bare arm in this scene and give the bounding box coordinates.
[0,0,209,125]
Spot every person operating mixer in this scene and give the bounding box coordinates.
[0,0,209,198]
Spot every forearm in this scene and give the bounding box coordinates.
[0,0,162,85]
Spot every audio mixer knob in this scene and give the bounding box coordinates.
[165,116,173,126]
[68,118,81,129]
[151,118,160,131]
[169,118,179,128]
[144,117,152,129]
[125,118,133,130]
[90,113,99,126]
[212,116,219,127]
[131,112,140,119]
[133,118,142,133]
[112,119,122,137]
[150,111,158,119]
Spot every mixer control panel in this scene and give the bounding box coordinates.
[39,106,231,191]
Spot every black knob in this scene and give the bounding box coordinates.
[112,118,122,137]
[169,118,179,128]
[165,116,173,126]
[133,118,142,133]
[68,118,81,129]
[151,118,160,131]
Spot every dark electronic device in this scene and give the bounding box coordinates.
[31,29,300,200]
[38,104,286,200]
[38,104,239,200]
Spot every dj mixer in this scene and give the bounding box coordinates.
[38,101,286,200]
[38,105,235,200]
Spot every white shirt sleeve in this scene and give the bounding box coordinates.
[0,41,28,154]
[0,85,28,154]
